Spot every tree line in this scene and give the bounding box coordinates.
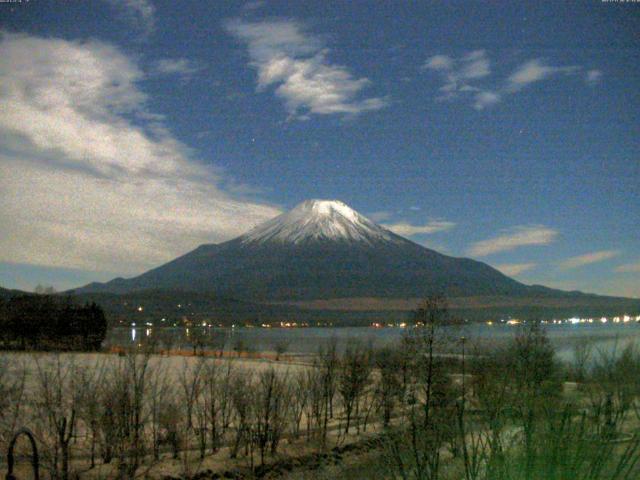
[0,294,107,351]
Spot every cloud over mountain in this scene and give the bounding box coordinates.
[467,225,558,256]
[382,220,455,236]
[493,263,537,276]
[0,32,280,275]
[559,250,620,270]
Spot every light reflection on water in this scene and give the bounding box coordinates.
[112,323,640,363]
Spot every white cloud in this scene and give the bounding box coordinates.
[422,54,453,71]
[382,220,456,237]
[494,263,537,276]
[105,0,156,37]
[506,59,579,92]
[423,50,491,102]
[614,261,640,273]
[225,19,388,118]
[459,50,491,79]
[473,90,501,110]
[423,52,591,110]
[559,250,620,270]
[0,32,280,275]
[586,69,603,85]
[467,225,558,257]
[153,58,200,77]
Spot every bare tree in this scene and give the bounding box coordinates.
[304,365,325,441]
[384,295,455,480]
[252,368,291,464]
[318,337,339,420]
[289,370,310,438]
[0,355,27,456]
[218,361,236,442]
[201,359,221,455]
[201,359,235,453]
[338,340,372,435]
[147,361,170,461]
[33,355,80,480]
[155,328,177,355]
[189,328,209,356]
[178,358,204,433]
[105,352,152,479]
[158,392,181,460]
[193,367,210,460]
[76,358,108,469]
[230,370,253,459]
[97,376,117,464]
[374,347,404,428]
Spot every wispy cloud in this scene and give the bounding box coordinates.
[153,58,201,78]
[423,54,453,71]
[382,220,456,236]
[423,51,594,110]
[467,225,558,256]
[473,91,500,110]
[242,1,266,12]
[559,250,620,270]
[494,263,537,276]
[615,261,640,273]
[105,0,156,37]
[225,19,388,118]
[423,50,491,103]
[506,59,579,92]
[586,69,603,86]
[0,32,280,275]
[368,211,392,222]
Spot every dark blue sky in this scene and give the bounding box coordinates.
[1,0,638,296]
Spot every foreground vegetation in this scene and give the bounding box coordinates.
[1,297,639,479]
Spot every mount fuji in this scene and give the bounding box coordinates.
[77,199,542,301]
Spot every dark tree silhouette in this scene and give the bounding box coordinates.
[0,295,107,350]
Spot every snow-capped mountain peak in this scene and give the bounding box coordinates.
[240,199,401,245]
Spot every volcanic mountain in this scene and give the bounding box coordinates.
[78,199,547,301]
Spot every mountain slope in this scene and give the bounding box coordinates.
[76,199,537,300]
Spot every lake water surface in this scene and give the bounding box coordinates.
[108,322,640,364]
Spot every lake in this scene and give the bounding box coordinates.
[107,321,640,364]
